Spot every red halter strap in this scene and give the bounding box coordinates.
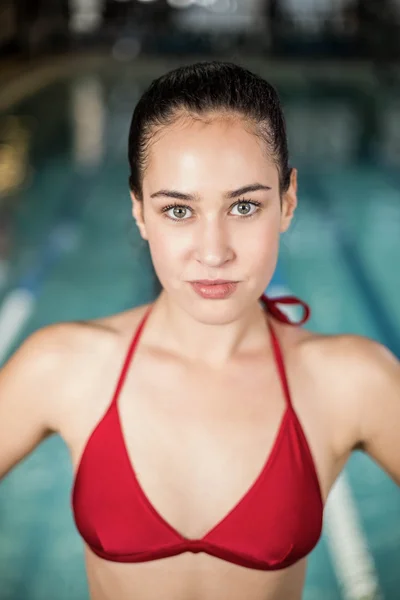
[260,294,311,326]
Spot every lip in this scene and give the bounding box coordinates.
[189,280,239,299]
[191,279,238,285]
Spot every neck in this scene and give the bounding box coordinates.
[149,290,271,368]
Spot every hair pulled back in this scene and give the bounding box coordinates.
[128,61,291,201]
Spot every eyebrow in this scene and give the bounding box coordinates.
[149,183,272,202]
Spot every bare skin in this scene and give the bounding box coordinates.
[71,302,325,600]
[1,113,399,599]
[2,291,399,600]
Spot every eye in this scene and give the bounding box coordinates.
[161,199,262,222]
[162,204,193,221]
[230,199,261,218]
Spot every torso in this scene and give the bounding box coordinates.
[50,301,358,600]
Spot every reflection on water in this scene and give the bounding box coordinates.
[69,0,104,33]
[0,115,35,288]
[70,76,105,169]
[0,116,33,198]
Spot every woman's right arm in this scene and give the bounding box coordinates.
[0,325,66,481]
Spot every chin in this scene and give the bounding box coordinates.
[184,293,256,326]
[195,307,242,326]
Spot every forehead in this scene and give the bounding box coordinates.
[143,115,279,195]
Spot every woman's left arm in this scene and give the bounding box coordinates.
[357,339,400,485]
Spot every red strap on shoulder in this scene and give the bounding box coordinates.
[261,294,311,326]
[111,304,153,408]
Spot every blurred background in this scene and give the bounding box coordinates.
[0,1,400,599]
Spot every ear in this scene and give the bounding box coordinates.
[280,168,298,233]
[131,191,148,241]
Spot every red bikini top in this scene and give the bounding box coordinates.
[71,294,323,570]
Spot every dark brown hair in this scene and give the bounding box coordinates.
[128,61,291,201]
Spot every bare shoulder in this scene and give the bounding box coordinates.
[1,303,152,429]
[0,303,153,479]
[22,302,151,361]
[305,331,400,483]
[292,328,399,451]
[298,329,398,384]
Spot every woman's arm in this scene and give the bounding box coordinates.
[0,325,66,480]
[351,337,400,485]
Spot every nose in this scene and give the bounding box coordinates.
[195,220,234,268]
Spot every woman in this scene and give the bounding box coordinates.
[0,61,399,600]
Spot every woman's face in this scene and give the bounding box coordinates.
[131,114,297,323]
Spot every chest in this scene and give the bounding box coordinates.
[112,351,327,539]
[63,322,351,600]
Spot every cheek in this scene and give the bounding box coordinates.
[243,216,280,276]
[146,220,185,283]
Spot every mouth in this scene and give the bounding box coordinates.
[191,279,238,285]
[189,280,239,299]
